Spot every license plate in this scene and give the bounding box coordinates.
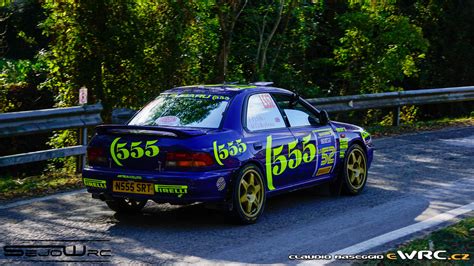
[112,180,154,195]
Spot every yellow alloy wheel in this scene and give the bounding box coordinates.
[238,169,264,218]
[346,148,367,190]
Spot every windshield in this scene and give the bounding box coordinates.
[128,93,231,129]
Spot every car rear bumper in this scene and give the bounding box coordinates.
[82,167,237,204]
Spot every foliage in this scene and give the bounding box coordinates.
[365,217,474,265]
[0,0,473,178]
[333,1,428,95]
[40,0,219,116]
[0,172,82,201]
[0,0,48,60]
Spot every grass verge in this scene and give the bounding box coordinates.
[0,172,83,201]
[361,217,474,265]
[367,117,474,138]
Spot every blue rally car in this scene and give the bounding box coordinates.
[83,83,374,224]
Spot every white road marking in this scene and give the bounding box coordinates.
[298,201,474,265]
[0,189,85,210]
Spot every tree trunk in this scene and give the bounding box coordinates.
[214,0,248,83]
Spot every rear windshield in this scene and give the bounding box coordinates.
[128,93,231,129]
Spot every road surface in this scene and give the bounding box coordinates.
[0,126,473,264]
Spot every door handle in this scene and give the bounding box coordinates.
[253,142,263,150]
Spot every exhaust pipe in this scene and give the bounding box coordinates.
[92,193,110,201]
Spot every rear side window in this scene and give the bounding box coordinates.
[128,93,230,129]
[246,93,285,131]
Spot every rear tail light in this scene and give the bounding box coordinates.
[166,152,214,168]
[86,146,107,166]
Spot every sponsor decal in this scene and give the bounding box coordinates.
[167,93,230,101]
[265,128,337,190]
[320,137,332,145]
[336,127,346,132]
[259,93,276,108]
[83,178,106,189]
[117,174,142,180]
[361,131,371,142]
[265,133,316,190]
[155,184,188,198]
[156,116,180,126]
[339,138,349,158]
[110,138,159,166]
[213,139,247,166]
[216,177,226,191]
[316,166,332,176]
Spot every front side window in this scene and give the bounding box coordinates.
[246,93,285,131]
[273,94,320,127]
[128,93,230,129]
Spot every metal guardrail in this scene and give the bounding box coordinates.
[0,103,103,168]
[0,86,472,168]
[110,86,474,125]
[307,86,474,125]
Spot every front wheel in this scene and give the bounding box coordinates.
[106,198,147,214]
[231,164,266,224]
[341,144,368,195]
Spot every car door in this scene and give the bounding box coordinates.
[272,93,337,184]
[243,93,296,191]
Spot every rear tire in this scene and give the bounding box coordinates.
[341,144,368,195]
[106,198,147,214]
[230,164,266,224]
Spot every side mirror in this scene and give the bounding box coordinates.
[308,116,319,126]
[319,110,329,125]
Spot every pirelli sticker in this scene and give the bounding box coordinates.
[155,184,188,198]
[83,178,107,189]
[339,138,349,158]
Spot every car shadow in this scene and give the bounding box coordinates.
[104,185,428,264]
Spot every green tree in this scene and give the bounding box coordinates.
[333,1,428,95]
[40,0,218,116]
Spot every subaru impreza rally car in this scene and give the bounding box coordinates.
[83,83,373,224]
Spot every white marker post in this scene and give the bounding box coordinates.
[79,86,88,105]
[78,86,88,171]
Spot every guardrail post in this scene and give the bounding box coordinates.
[76,127,87,172]
[393,106,401,126]
[77,87,88,173]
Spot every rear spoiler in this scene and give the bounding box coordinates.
[95,125,208,138]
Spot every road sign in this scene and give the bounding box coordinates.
[79,87,88,105]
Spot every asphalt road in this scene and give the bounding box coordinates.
[0,126,473,264]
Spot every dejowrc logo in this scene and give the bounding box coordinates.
[2,239,112,262]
